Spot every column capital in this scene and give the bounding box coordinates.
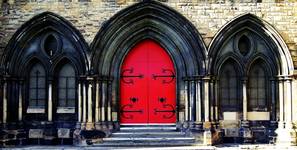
[241,76,248,81]
[99,75,113,82]
[202,76,211,81]
[276,75,293,81]
[184,75,205,81]
[19,78,24,84]
[86,76,94,81]
[48,76,54,82]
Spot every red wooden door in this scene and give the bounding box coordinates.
[120,39,176,124]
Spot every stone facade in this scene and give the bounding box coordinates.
[1,0,297,147]
[1,1,297,64]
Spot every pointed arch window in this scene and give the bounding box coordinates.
[58,63,76,107]
[29,63,46,107]
[219,61,240,112]
[248,61,268,111]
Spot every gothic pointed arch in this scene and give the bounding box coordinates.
[1,11,89,76]
[1,12,89,125]
[90,1,207,125]
[90,1,207,77]
[208,13,293,76]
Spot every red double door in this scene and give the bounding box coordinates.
[120,40,176,124]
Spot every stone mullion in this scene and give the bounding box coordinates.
[242,77,248,121]
[48,79,53,122]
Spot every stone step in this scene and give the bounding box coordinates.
[103,137,195,141]
[111,131,186,138]
[91,125,199,146]
[92,141,199,147]
[119,126,177,132]
[93,136,197,146]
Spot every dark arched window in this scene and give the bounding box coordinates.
[248,61,268,111]
[58,63,76,107]
[219,61,240,112]
[29,63,46,107]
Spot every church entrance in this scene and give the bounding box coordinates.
[120,39,176,124]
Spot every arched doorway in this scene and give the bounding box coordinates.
[90,1,207,130]
[120,40,176,124]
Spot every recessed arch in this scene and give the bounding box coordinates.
[90,1,207,77]
[208,13,293,76]
[218,58,242,116]
[1,11,90,76]
[246,55,275,77]
[90,1,207,125]
[214,53,244,76]
[51,56,81,77]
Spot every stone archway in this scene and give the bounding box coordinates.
[90,1,207,129]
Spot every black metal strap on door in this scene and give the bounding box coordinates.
[120,104,143,119]
[121,68,143,84]
[154,104,176,119]
[152,68,175,84]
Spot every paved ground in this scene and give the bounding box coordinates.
[2,144,297,150]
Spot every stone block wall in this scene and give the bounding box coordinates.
[1,1,297,67]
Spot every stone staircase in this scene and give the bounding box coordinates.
[92,125,199,146]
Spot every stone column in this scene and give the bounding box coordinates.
[276,77,296,145]
[184,80,189,121]
[189,79,196,122]
[214,78,219,122]
[87,78,93,123]
[202,77,212,145]
[209,78,214,122]
[270,78,276,121]
[101,79,107,125]
[78,82,82,123]
[95,78,100,123]
[203,77,210,122]
[195,79,202,123]
[86,77,94,129]
[3,78,7,124]
[284,78,292,127]
[278,77,285,127]
[82,79,87,124]
[48,80,53,122]
[18,80,23,121]
[107,80,112,122]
